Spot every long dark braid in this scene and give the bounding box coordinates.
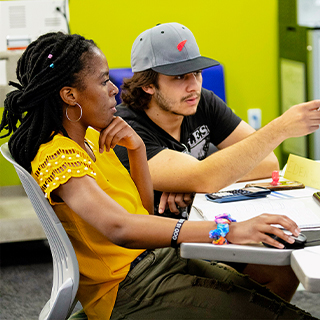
[0,32,97,172]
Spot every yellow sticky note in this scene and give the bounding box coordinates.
[284,154,320,189]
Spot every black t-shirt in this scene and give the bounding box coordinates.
[114,88,242,217]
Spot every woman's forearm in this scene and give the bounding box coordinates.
[128,145,154,214]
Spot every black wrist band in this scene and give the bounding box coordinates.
[171,219,186,248]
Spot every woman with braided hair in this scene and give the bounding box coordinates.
[0,32,318,320]
[0,32,93,172]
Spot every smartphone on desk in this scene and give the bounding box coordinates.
[245,180,305,191]
[205,186,271,203]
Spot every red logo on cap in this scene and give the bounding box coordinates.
[177,40,187,52]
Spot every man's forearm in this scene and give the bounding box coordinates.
[198,119,285,191]
[237,151,279,182]
[149,122,283,194]
[192,101,320,192]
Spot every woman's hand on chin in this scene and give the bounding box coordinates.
[98,116,144,153]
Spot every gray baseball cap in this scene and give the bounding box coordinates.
[131,22,220,76]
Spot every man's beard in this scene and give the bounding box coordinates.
[153,89,200,116]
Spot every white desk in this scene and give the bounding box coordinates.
[291,246,320,292]
[180,179,320,291]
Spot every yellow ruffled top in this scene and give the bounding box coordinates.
[33,142,96,202]
[31,127,147,320]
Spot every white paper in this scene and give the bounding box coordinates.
[194,196,320,229]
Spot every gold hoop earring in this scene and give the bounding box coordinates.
[66,103,82,122]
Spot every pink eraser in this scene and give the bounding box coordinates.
[271,170,280,186]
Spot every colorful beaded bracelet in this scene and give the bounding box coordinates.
[209,213,236,245]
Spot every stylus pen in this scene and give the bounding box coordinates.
[192,205,208,221]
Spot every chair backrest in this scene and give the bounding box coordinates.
[0,143,79,320]
[109,68,134,105]
[202,64,226,102]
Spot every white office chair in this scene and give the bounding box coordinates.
[0,142,80,320]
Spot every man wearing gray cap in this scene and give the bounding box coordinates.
[114,22,319,218]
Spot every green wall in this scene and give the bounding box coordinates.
[0,0,281,186]
[0,130,21,186]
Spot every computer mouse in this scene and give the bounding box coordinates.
[263,232,307,249]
